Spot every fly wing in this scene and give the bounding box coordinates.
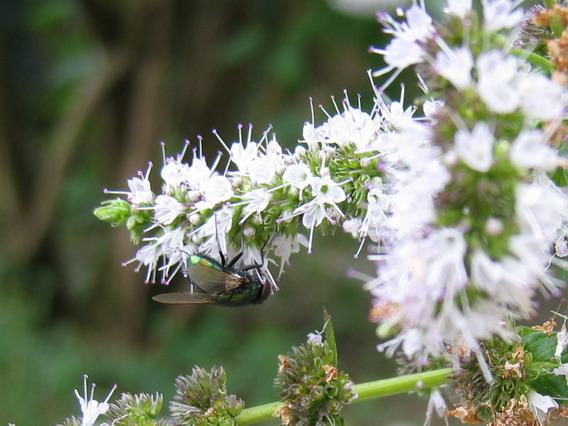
[187,263,245,293]
[152,292,215,304]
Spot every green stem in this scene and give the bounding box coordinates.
[236,368,452,425]
[493,34,554,74]
[353,368,452,402]
[544,0,556,8]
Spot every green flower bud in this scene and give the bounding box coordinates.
[275,318,357,425]
[107,393,166,426]
[170,366,244,426]
[93,199,131,226]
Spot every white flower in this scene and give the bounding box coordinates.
[518,74,565,121]
[554,363,568,384]
[307,332,323,345]
[161,159,190,189]
[454,123,494,172]
[423,99,444,118]
[201,175,234,207]
[369,229,470,358]
[387,100,419,131]
[310,175,346,210]
[194,207,233,258]
[477,51,521,113]
[434,46,473,89]
[156,228,193,283]
[296,181,346,253]
[371,5,435,80]
[128,243,162,283]
[74,375,116,426]
[127,176,154,204]
[342,218,362,238]
[382,38,425,70]
[444,0,472,18]
[527,390,558,424]
[104,163,154,204]
[230,140,258,173]
[154,195,185,225]
[482,0,524,32]
[358,184,391,246]
[511,130,559,171]
[470,249,504,293]
[302,122,327,150]
[248,158,277,184]
[389,186,437,235]
[266,137,286,172]
[185,157,212,190]
[271,234,308,276]
[240,188,272,224]
[556,236,568,258]
[516,181,568,240]
[324,107,381,150]
[283,163,313,190]
[425,389,447,426]
[556,324,568,358]
[400,4,434,42]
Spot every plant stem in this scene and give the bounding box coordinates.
[544,0,556,8]
[236,368,452,425]
[237,402,282,426]
[354,368,452,402]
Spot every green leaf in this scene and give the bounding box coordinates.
[551,166,568,187]
[520,326,568,363]
[520,326,568,401]
[519,327,557,361]
[530,373,568,400]
[323,308,338,368]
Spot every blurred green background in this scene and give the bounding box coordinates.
[0,0,461,424]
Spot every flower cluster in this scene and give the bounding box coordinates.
[95,94,403,286]
[447,320,568,425]
[60,368,243,426]
[170,366,244,426]
[367,0,568,369]
[274,324,357,425]
[107,393,165,426]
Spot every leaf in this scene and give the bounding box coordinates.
[323,308,338,368]
[519,327,556,361]
[530,373,568,400]
[520,326,568,400]
[519,326,568,363]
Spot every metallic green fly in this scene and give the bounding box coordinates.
[152,250,272,306]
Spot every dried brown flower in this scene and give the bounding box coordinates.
[532,319,557,336]
[446,404,482,424]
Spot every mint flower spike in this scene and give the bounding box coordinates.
[275,314,357,425]
[170,366,244,426]
[95,90,401,287]
[368,0,568,370]
[107,393,166,426]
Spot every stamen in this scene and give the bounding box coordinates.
[238,123,243,145]
[179,140,190,161]
[161,141,167,164]
[208,151,223,177]
[212,130,231,154]
[309,96,315,125]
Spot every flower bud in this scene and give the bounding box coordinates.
[93,199,131,226]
